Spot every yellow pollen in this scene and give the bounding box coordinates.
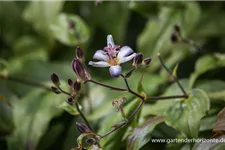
[108,58,120,66]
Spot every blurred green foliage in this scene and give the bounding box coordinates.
[1,1,225,150]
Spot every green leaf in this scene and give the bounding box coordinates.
[87,145,102,150]
[7,88,66,150]
[195,80,225,101]
[192,136,225,150]
[142,79,189,117]
[0,58,8,75]
[37,123,64,150]
[0,82,17,137]
[137,75,147,99]
[172,63,179,77]
[0,95,12,107]
[50,13,90,46]
[128,1,158,18]
[165,89,210,138]
[58,101,79,116]
[199,107,220,132]
[99,98,141,150]
[12,36,48,60]
[23,1,64,45]
[127,116,164,150]
[189,55,225,89]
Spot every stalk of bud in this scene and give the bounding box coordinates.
[51,86,61,94]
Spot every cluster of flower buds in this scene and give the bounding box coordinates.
[112,97,127,119]
[66,78,82,105]
[72,47,91,82]
[132,53,152,68]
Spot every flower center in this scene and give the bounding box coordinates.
[104,45,120,60]
[108,58,120,66]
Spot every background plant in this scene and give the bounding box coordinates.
[0,1,225,150]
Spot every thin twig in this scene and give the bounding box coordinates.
[99,100,145,139]
[98,74,145,139]
[157,53,188,97]
[75,102,93,132]
[86,79,127,91]
[146,95,188,102]
[120,74,145,100]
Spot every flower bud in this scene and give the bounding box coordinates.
[72,59,91,82]
[67,97,75,105]
[76,122,91,133]
[142,58,152,66]
[171,33,178,43]
[73,80,81,94]
[51,86,61,94]
[132,53,143,68]
[68,79,73,87]
[51,73,60,86]
[76,46,84,61]
[86,138,96,145]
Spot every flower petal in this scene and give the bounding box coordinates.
[117,46,134,59]
[120,53,136,64]
[93,50,108,61]
[107,34,115,47]
[109,65,122,77]
[88,61,110,67]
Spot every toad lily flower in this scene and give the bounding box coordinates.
[88,35,136,77]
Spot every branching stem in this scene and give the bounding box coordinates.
[157,53,188,97]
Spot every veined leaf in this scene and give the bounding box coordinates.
[127,116,164,150]
[165,89,210,138]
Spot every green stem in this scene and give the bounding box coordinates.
[157,53,188,97]
[146,95,188,102]
[75,102,93,132]
[86,79,127,91]
[99,100,145,139]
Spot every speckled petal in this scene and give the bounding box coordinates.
[93,50,108,61]
[107,34,115,47]
[109,65,122,77]
[117,46,134,59]
[120,53,136,64]
[88,61,110,67]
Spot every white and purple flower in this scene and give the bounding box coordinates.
[88,35,136,77]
